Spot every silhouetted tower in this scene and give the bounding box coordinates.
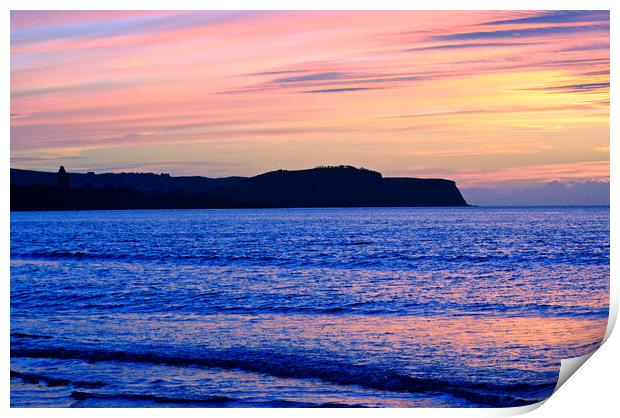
[57,165,70,190]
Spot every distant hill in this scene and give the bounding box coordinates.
[10,166,468,211]
[215,166,467,207]
[461,181,610,206]
[10,168,244,193]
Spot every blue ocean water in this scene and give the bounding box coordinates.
[10,207,609,408]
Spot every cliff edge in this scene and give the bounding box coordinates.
[11,165,468,210]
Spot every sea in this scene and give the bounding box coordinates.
[10,207,609,408]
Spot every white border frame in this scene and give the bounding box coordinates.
[3,2,617,417]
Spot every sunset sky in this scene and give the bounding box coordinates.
[10,10,609,188]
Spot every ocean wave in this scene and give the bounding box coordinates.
[11,366,360,408]
[69,391,234,406]
[11,332,53,339]
[68,391,358,408]
[11,345,554,407]
[9,296,608,320]
[11,248,603,268]
[11,370,106,389]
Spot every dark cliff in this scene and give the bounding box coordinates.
[10,166,468,210]
[213,166,467,207]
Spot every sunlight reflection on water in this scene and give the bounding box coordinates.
[10,207,609,407]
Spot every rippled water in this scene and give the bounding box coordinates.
[10,207,609,407]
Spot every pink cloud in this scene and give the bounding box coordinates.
[10,11,609,187]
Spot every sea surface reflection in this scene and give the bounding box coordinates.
[10,207,609,407]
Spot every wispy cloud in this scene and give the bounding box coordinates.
[222,70,421,94]
[483,10,610,26]
[394,161,609,188]
[560,42,610,52]
[379,103,603,120]
[303,87,375,94]
[271,71,350,83]
[525,82,609,93]
[433,23,609,42]
[11,79,153,99]
[405,41,540,52]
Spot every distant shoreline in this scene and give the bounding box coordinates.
[10,205,611,214]
[11,165,469,211]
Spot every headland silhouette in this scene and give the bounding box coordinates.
[11,165,468,211]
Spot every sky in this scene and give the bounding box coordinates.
[10,10,609,193]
